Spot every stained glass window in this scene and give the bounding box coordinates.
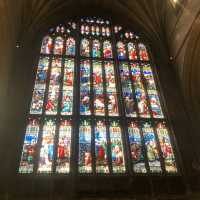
[95,120,109,173]
[80,60,91,115]
[93,61,105,116]
[131,63,150,118]
[66,37,75,56]
[61,59,74,115]
[117,41,127,60]
[128,122,146,173]
[30,57,49,114]
[92,39,101,58]
[142,64,164,118]
[19,118,39,173]
[41,36,53,54]
[110,121,125,173]
[156,122,177,173]
[19,17,178,176]
[142,122,161,173]
[139,43,149,61]
[56,120,72,173]
[54,37,64,55]
[103,40,112,58]
[119,62,136,117]
[79,120,92,173]
[105,61,119,116]
[128,42,137,61]
[80,38,90,57]
[38,119,56,173]
[45,58,61,115]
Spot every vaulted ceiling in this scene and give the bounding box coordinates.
[1,0,169,46]
[0,0,200,128]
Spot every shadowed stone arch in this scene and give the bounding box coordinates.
[182,13,200,157]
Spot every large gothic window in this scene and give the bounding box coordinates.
[19,17,178,175]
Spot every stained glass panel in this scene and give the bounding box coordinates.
[125,32,134,40]
[95,26,100,36]
[110,121,125,173]
[91,25,95,35]
[38,119,56,173]
[80,60,91,115]
[95,120,109,173]
[81,25,85,34]
[128,42,137,61]
[66,37,76,56]
[35,57,49,86]
[114,26,122,33]
[30,89,46,114]
[61,59,74,115]
[156,122,177,173]
[85,25,90,35]
[93,61,105,116]
[142,122,161,173]
[103,40,113,59]
[54,37,64,55]
[79,120,92,173]
[106,27,111,37]
[131,63,150,118]
[139,43,149,61]
[105,61,119,116]
[30,57,49,114]
[40,36,53,54]
[117,41,127,60]
[80,39,90,57]
[19,119,39,173]
[142,64,164,118]
[92,39,101,58]
[81,23,111,37]
[45,58,62,115]
[102,27,106,36]
[49,58,62,85]
[45,85,59,115]
[128,122,146,173]
[102,27,110,37]
[119,62,136,117]
[56,120,72,173]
